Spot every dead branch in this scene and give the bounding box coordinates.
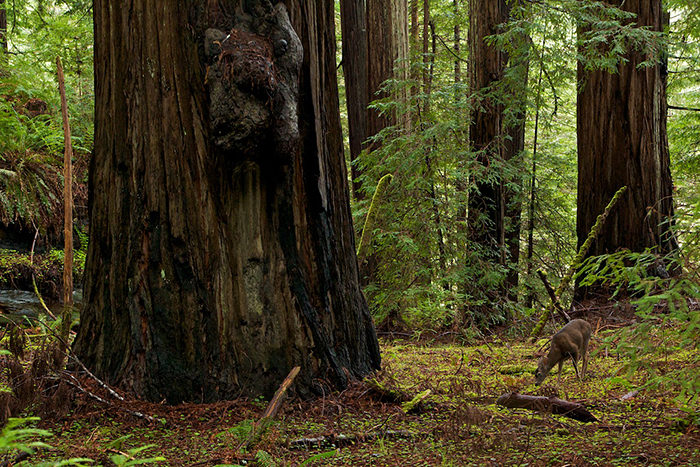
[60,371,161,424]
[537,270,571,323]
[620,389,641,401]
[288,430,416,450]
[496,392,598,423]
[33,316,125,401]
[241,366,300,450]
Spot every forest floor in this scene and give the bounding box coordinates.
[4,320,699,467]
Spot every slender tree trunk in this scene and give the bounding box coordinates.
[0,0,7,54]
[526,35,546,309]
[576,0,678,297]
[56,57,73,310]
[453,0,460,86]
[502,34,529,301]
[340,0,368,200]
[74,0,380,403]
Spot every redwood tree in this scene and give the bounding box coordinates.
[73,0,380,403]
[467,0,524,307]
[339,0,369,199]
[340,0,408,202]
[576,0,678,287]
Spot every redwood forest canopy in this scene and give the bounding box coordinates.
[0,0,698,404]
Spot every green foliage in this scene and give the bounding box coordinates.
[0,248,63,289]
[0,417,93,466]
[577,250,700,408]
[217,419,255,444]
[1,0,93,236]
[0,417,52,454]
[0,152,63,233]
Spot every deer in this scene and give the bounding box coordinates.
[534,319,592,386]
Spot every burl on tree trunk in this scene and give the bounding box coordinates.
[73,0,380,403]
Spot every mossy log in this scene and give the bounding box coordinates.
[356,173,393,260]
[530,185,627,341]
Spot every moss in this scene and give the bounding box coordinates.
[0,248,83,299]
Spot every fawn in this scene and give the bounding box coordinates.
[534,319,592,386]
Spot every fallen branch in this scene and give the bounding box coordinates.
[241,366,300,450]
[61,372,162,424]
[537,270,570,323]
[496,392,598,423]
[34,316,125,401]
[288,430,416,450]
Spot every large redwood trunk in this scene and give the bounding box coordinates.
[576,0,678,284]
[73,0,380,403]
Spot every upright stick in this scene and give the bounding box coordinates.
[56,56,73,309]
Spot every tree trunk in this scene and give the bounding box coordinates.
[73,0,380,403]
[467,0,523,312]
[366,0,409,139]
[576,0,678,294]
[339,0,368,200]
[0,0,7,53]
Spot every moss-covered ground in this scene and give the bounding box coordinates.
[5,324,699,466]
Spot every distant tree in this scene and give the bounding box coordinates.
[467,0,525,311]
[339,0,368,199]
[576,0,679,293]
[0,0,6,53]
[73,0,380,403]
[341,0,409,202]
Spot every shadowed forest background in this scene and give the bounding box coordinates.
[0,0,698,465]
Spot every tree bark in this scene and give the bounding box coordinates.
[366,0,409,140]
[576,0,678,295]
[73,0,380,403]
[339,0,368,200]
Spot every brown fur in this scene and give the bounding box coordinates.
[535,319,592,386]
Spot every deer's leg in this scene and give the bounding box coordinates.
[572,355,581,381]
[557,359,563,386]
[582,339,590,380]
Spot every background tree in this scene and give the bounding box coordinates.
[73,0,380,403]
[339,0,368,199]
[576,0,679,297]
[466,0,525,316]
[0,0,7,54]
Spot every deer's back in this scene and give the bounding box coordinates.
[552,319,591,354]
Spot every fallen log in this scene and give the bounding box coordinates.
[496,392,598,423]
